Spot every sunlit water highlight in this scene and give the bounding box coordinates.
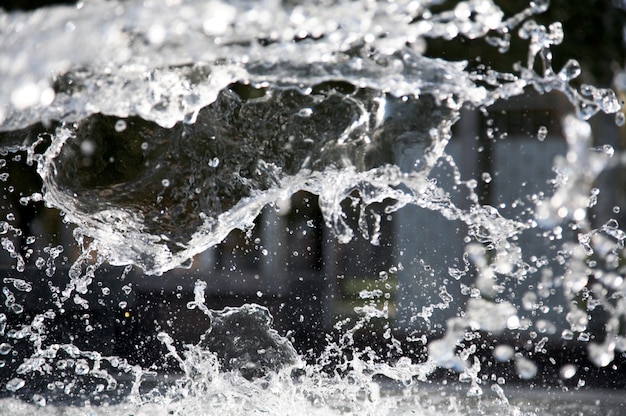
[1,0,626,414]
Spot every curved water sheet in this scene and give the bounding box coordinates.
[1,0,626,415]
[34,86,457,274]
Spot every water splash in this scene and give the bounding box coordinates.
[1,0,626,415]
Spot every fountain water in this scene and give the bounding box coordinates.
[0,0,625,414]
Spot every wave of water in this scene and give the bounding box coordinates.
[1,0,625,414]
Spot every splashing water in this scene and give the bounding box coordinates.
[1,0,626,414]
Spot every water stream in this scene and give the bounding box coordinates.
[1,0,626,414]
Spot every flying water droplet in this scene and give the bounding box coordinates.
[208,157,220,168]
[114,119,127,132]
[558,59,581,81]
[537,125,548,141]
[5,378,25,392]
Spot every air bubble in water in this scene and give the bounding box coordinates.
[161,179,170,187]
[616,112,625,126]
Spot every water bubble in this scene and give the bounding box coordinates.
[481,172,492,183]
[161,179,170,187]
[118,301,127,309]
[616,112,625,126]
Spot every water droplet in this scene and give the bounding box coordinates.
[481,172,492,183]
[560,364,577,380]
[6,378,25,392]
[493,345,514,362]
[74,360,90,375]
[537,125,548,141]
[118,301,127,309]
[79,139,96,157]
[515,356,537,380]
[296,108,313,117]
[208,157,220,168]
[557,59,581,81]
[616,112,625,127]
[114,119,127,132]
[32,394,46,407]
[161,179,170,187]
[0,343,12,355]
[34,257,45,269]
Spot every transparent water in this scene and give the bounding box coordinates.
[0,0,625,414]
